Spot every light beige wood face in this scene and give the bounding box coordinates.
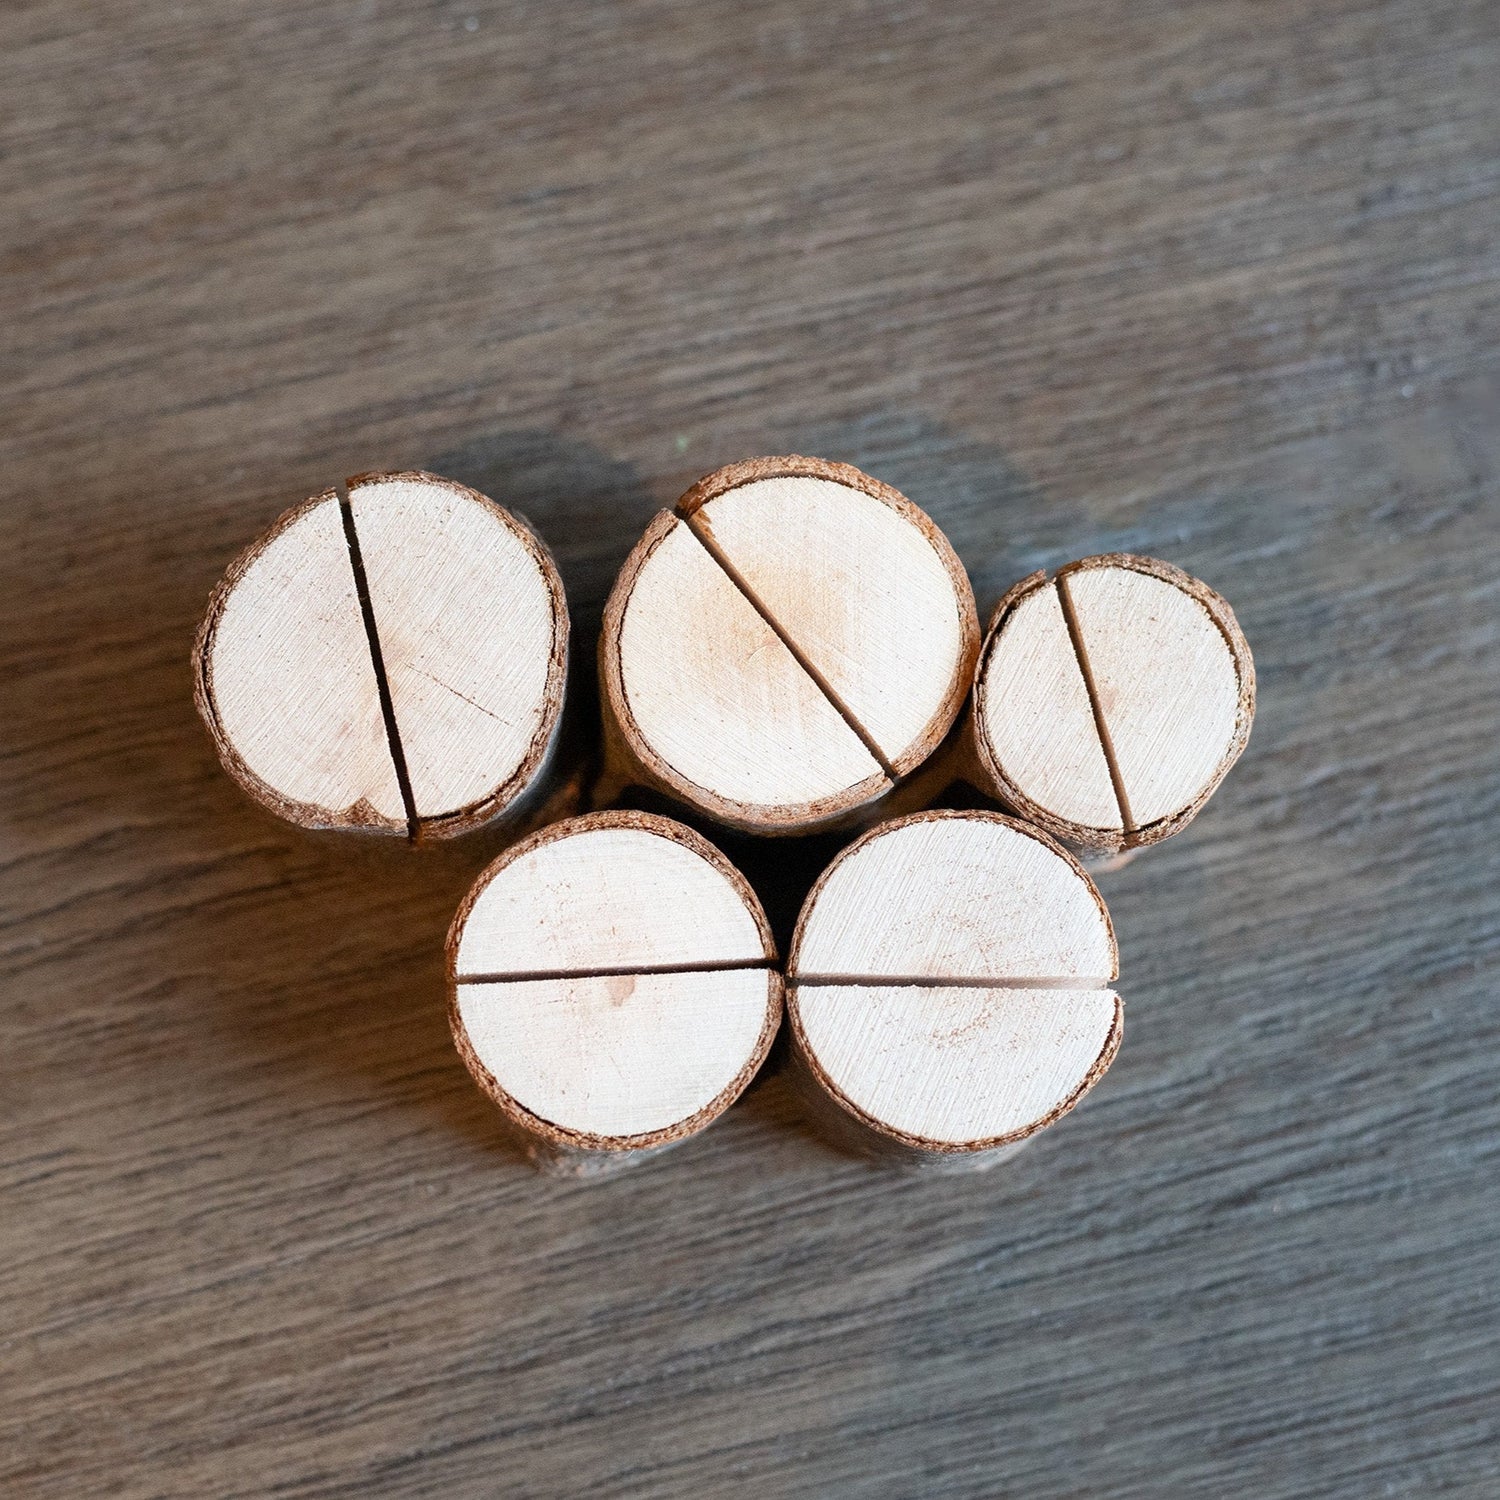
[450,817,779,1147]
[456,970,773,1141]
[348,475,562,825]
[205,493,407,831]
[453,824,768,976]
[976,556,1252,849]
[609,462,977,828]
[978,580,1120,832]
[196,473,566,837]
[1061,566,1242,827]
[789,813,1121,1151]
[795,983,1120,1146]
[617,516,883,807]
[694,476,969,766]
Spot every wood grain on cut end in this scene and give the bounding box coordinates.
[448,811,781,1156]
[192,491,408,833]
[608,510,887,813]
[346,472,569,838]
[972,553,1255,854]
[193,471,568,840]
[599,455,979,835]
[787,811,1121,1159]
[970,572,1120,835]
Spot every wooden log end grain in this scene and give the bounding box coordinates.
[971,553,1255,856]
[447,811,782,1166]
[193,471,569,840]
[786,810,1122,1167]
[599,456,980,836]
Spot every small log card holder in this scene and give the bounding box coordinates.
[970,554,1255,855]
[194,471,568,840]
[787,811,1121,1166]
[599,456,980,835]
[446,812,780,1167]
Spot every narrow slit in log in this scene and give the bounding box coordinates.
[337,483,419,840]
[455,957,773,985]
[793,973,1116,990]
[1054,569,1136,835]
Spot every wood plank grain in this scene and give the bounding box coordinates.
[2,0,1497,1495]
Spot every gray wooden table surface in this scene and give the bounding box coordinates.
[4,2,1498,1495]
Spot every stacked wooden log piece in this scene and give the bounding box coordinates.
[196,456,1254,1170]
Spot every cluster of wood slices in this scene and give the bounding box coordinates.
[195,457,1255,1171]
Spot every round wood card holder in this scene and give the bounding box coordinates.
[970,554,1254,856]
[447,811,781,1166]
[599,456,980,836]
[786,810,1122,1166]
[193,470,568,840]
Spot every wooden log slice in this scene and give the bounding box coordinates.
[599,456,979,835]
[447,811,781,1162]
[193,471,568,839]
[971,554,1254,855]
[786,810,1121,1163]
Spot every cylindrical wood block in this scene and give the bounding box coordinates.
[970,553,1254,855]
[599,455,980,836]
[447,811,781,1164]
[193,470,568,840]
[786,810,1121,1165]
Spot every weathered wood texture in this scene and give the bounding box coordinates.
[2,2,1497,1496]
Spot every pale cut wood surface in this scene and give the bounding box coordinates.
[457,970,775,1142]
[795,984,1121,1148]
[603,457,976,831]
[974,556,1253,850]
[452,821,770,976]
[789,814,1120,1151]
[449,814,779,1151]
[348,473,565,826]
[1065,561,1246,829]
[198,471,566,838]
[976,575,1120,830]
[199,492,408,830]
[793,813,1116,983]
[614,512,885,809]
[693,474,972,766]
[4,0,1498,1494]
